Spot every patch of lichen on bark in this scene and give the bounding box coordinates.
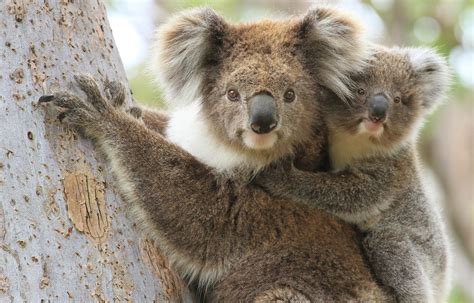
[63,172,109,242]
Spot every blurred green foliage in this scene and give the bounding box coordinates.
[128,64,164,107]
[449,286,471,303]
[362,0,473,97]
[160,0,241,20]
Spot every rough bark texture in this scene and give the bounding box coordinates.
[0,1,191,301]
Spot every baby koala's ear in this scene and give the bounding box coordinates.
[151,8,227,107]
[406,47,451,112]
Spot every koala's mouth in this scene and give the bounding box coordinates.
[242,130,279,150]
[358,118,385,137]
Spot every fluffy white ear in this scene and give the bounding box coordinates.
[150,8,227,108]
[406,47,451,112]
[299,6,371,101]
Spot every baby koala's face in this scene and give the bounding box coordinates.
[349,50,422,147]
[323,47,450,150]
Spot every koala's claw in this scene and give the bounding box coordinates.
[39,90,95,127]
[74,74,108,113]
[39,74,118,135]
[39,74,141,137]
[104,80,126,108]
[103,80,143,121]
[40,92,93,110]
[38,94,55,103]
[128,106,143,119]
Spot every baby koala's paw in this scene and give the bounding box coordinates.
[39,74,120,139]
[253,159,294,194]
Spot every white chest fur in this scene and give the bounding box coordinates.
[329,118,420,171]
[165,101,251,173]
[329,129,384,171]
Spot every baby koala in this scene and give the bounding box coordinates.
[255,46,451,302]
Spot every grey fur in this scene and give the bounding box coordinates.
[256,46,452,303]
[39,7,391,302]
[151,7,369,108]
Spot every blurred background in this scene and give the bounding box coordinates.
[104,0,473,302]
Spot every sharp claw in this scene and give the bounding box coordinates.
[129,107,142,119]
[38,95,55,103]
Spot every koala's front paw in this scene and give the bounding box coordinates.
[104,80,127,108]
[128,106,143,120]
[104,80,143,121]
[39,74,120,139]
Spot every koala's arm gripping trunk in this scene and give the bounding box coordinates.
[99,112,264,270]
[41,75,285,282]
[261,149,412,224]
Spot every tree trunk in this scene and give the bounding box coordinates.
[0,1,192,301]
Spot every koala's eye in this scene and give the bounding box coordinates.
[394,96,401,103]
[226,89,240,102]
[284,89,296,103]
[357,88,366,96]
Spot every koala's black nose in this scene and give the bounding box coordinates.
[248,93,278,134]
[368,94,389,122]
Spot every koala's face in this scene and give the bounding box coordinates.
[201,22,320,153]
[324,47,450,150]
[154,7,368,161]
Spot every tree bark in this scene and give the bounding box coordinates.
[0,1,192,301]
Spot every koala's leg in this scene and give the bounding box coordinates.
[210,244,391,303]
[210,254,314,303]
[363,229,433,303]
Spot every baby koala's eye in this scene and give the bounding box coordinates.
[226,89,240,102]
[284,89,296,103]
[394,96,401,103]
[357,88,366,96]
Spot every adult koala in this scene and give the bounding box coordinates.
[40,7,388,302]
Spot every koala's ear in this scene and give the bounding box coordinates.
[298,6,370,101]
[151,8,227,107]
[406,47,451,112]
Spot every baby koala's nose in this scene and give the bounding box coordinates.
[368,94,389,122]
[249,93,278,134]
